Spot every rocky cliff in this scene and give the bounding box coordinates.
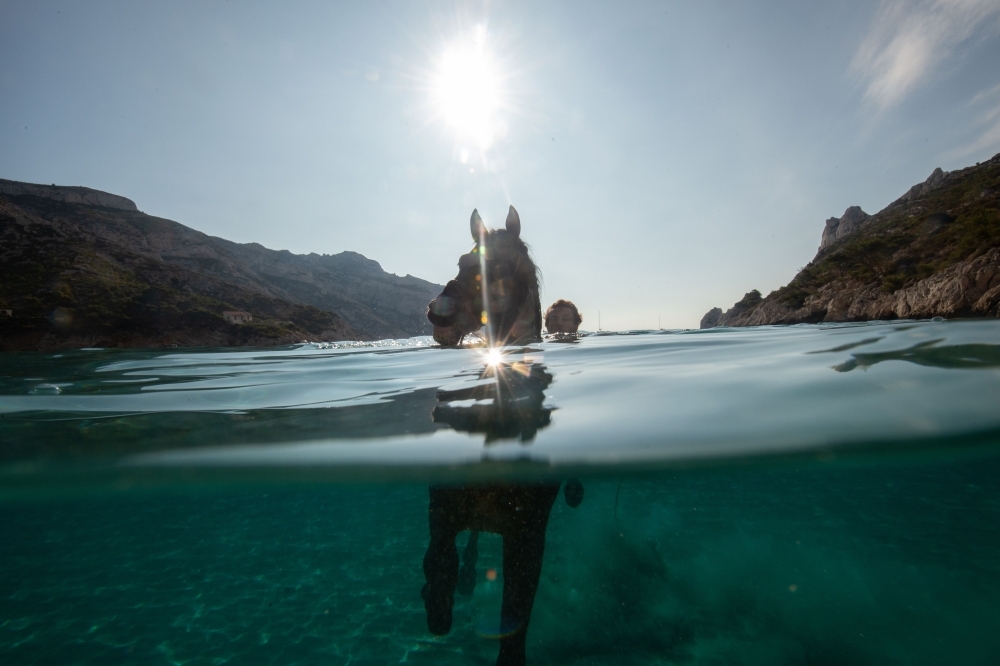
[0,179,137,211]
[0,180,443,350]
[701,153,1000,328]
[820,206,870,250]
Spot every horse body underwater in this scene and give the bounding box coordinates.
[422,207,582,666]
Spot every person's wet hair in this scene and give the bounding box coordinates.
[544,299,582,333]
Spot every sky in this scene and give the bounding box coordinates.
[3,0,1000,331]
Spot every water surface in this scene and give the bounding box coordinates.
[2,320,999,664]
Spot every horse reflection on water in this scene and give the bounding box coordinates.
[423,207,583,666]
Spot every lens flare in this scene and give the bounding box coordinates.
[485,348,503,366]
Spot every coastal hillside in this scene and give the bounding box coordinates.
[0,194,355,350]
[0,180,442,350]
[701,152,1000,328]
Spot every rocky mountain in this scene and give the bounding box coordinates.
[820,206,870,250]
[161,238,441,340]
[0,179,443,350]
[701,153,1000,328]
[0,179,139,211]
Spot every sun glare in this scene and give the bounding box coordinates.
[432,28,504,149]
[485,348,503,366]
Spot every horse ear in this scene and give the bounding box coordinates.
[505,205,521,238]
[470,209,487,242]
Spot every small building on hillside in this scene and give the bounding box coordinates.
[223,310,252,324]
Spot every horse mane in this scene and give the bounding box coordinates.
[526,247,542,341]
[491,230,542,344]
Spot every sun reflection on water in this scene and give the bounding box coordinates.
[484,347,503,367]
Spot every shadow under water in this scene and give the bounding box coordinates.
[433,358,553,444]
[422,354,584,666]
[833,339,1000,372]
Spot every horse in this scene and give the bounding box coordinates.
[427,206,542,347]
[422,207,582,666]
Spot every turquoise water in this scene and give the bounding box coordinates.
[2,320,1000,664]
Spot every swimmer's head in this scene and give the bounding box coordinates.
[544,300,582,334]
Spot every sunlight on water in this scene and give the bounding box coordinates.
[2,320,1000,664]
[3,319,1000,484]
[308,336,437,350]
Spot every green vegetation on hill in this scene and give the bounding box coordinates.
[0,178,443,341]
[0,197,353,350]
[774,157,1000,309]
[704,153,1000,327]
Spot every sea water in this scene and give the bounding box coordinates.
[2,320,1000,664]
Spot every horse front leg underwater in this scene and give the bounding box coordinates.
[421,482,561,666]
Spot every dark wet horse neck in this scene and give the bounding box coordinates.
[427,206,542,347]
[487,264,541,346]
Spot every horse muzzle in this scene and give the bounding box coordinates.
[427,295,457,328]
[428,295,482,346]
[432,325,466,347]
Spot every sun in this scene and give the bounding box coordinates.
[431,27,504,149]
[485,347,503,367]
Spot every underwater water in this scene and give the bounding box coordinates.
[2,320,1000,664]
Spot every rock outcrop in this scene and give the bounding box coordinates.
[816,169,953,251]
[702,154,1000,328]
[699,307,723,329]
[0,178,137,211]
[899,167,948,203]
[820,206,870,249]
[704,248,1000,327]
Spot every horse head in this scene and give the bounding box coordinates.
[427,206,541,346]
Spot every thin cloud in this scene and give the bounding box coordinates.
[851,0,1000,110]
[967,80,1000,108]
[966,116,1000,155]
[944,112,1000,160]
[944,83,1000,160]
